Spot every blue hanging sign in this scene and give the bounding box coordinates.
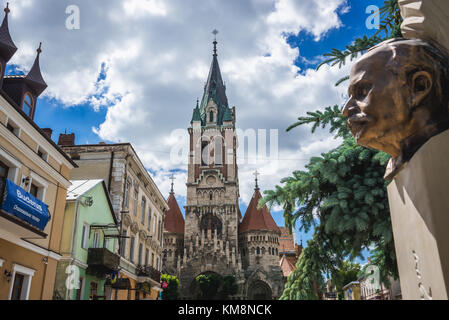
[1,179,50,231]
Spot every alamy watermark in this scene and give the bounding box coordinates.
[168,128,279,168]
[66,5,80,30]
[366,5,380,30]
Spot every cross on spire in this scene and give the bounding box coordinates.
[4,2,10,15]
[253,169,260,190]
[169,174,176,194]
[37,42,42,55]
[212,29,218,56]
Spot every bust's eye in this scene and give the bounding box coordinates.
[355,83,371,99]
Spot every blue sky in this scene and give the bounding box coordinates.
[6,0,388,263]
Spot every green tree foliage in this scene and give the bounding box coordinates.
[195,273,222,300]
[218,275,239,300]
[262,1,402,300]
[331,261,361,300]
[160,274,180,300]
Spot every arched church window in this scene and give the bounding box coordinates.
[214,137,223,165]
[209,192,213,200]
[23,93,33,117]
[200,213,222,236]
[256,247,260,255]
[210,111,214,122]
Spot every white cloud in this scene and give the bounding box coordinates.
[6,0,350,205]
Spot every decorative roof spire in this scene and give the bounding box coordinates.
[253,169,260,190]
[212,29,218,57]
[198,29,229,122]
[0,2,17,62]
[169,174,176,194]
[25,42,47,96]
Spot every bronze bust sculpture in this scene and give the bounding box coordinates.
[343,38,449,179]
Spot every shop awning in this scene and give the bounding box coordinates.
[0,178,50,232]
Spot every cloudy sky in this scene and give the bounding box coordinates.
[5,0,385,245]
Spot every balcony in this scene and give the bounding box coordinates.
[136,265,161,283]
[87,248,120,276]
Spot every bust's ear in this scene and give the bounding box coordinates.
[411,71,433,107]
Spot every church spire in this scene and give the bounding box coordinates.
[199,30,229,119]
[25,42,47,96]
[0,2,18,62]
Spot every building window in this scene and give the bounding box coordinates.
[76,277,85,300]
[201,141,209,166]
[151,253,154,267]
[152,215,157,234]
[147,208,152,231]
[214,137,223,165]
[141,198,146,224]
[6,118,21,138]
[129,236,135,262]
[138,243,143,266]
[145,249,149,266]
[93,231,100,248]
[89,282,98,300]
[0,160,9,179]
[36,147,48,161]
[124,179,131,208]
[256,247,260,255]
[132,189,138,216]
[10,273,24,300]
[156,257,160,271]
[81,224,89,249]
[8,264,35,300]
[121,230,127,257]
[209,111,214,122]
[29,184,38,198]
[104,238,109,250]
[23,93,34,117]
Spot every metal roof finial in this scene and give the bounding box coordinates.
[212,29,218,56]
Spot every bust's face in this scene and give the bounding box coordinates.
[343,45,412,157]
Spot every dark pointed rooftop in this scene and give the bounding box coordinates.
[164,193,185,235]
[25,42,47,96]
[199,39,229,121]
[239,189,280,234]
[0,3,17,62]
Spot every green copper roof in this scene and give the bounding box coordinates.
[223,107,232,122]
[191,106,201,123]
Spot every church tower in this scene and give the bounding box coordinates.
[178,37,244,298]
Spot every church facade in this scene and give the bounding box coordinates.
[163,39,284,300]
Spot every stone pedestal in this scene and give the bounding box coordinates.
[387,129,449,300]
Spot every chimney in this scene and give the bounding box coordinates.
[58,133,75,146]
[41,128,53,139]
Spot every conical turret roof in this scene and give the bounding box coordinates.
[0,3,17,62]
[239,189,280,233]
[164,192,185,235]
[25,43,47,96]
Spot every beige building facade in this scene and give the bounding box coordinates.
[0,4,76,300]
[59,140,168,300]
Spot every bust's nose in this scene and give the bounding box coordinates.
[342,98,361,118]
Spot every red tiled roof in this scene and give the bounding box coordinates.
[239,189,280,233]
[164,193,185,234]
[280,254,296,277]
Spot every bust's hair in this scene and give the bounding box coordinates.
[369,38,449,112]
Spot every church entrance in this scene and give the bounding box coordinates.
[248,280,272,300]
